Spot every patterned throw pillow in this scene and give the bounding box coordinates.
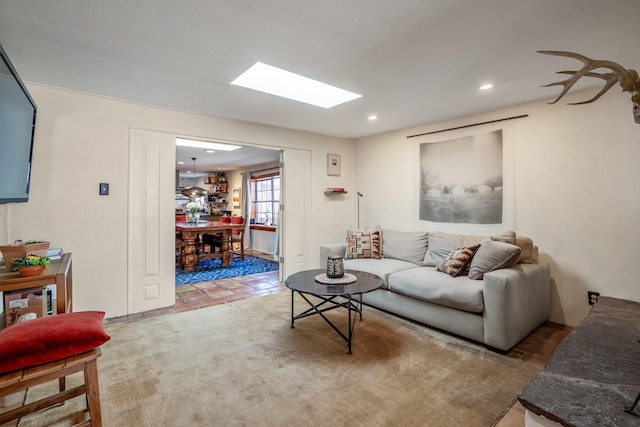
[345,229,382,259]
[436,244,480,277]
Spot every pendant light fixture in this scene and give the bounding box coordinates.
[181,157,208,199]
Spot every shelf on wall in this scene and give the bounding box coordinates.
[324,189,347,195]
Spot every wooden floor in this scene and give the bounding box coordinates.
[106,251,571,426]
[495,321,572,426]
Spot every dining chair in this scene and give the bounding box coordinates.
[230,216,246,260]
[175,215,187,267]
[208,216,245,259]
[203,215,231,254]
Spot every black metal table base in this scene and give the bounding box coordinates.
[290,290,363,354]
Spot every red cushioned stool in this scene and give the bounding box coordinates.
[0,311,110,426]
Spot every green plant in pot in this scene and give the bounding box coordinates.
[1,239,50,268]
[10,254,51,276]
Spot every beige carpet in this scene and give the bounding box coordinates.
[5,292,547,426]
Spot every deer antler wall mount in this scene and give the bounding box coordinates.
[538,50,640,124]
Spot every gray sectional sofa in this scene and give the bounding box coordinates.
[319,229,550,352]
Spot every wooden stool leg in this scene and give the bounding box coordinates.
[84,358,102,427]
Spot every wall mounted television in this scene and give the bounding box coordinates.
[0,42,37,204]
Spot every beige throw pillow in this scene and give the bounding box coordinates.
[468,241,521,280]
[515,235,538,263]
[490,230,516,245]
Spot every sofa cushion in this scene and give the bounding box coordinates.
[436,244,480,277]
[388,267,485,313]
[344,258,417,289]
[424,232,487,267]
[382,230,429,265]
[468,241,521,280]
[423,231,516,267]
[345,228,382,259]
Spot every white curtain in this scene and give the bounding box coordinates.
[242,172,251,249]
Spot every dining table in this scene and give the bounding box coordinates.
[176,220,245,272]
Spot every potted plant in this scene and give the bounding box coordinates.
[10,254,51,277]
[0,240,50,268]
[185,201,201,223]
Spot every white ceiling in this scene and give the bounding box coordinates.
[176,142,280,176]
[1,1,639,171]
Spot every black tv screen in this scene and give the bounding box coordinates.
[0,42,37,204]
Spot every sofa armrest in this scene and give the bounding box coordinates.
[482,263,551,351]
[319,243,346,265]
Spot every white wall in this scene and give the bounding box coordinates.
[5,84,631,327]
[354,90,640,326]
[0,84,355,318]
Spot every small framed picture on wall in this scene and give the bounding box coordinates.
[232,187,241,209]
[327,154,341,176]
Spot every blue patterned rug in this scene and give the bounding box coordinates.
[175,255,279,285]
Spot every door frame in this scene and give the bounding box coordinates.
[127,129,311,314]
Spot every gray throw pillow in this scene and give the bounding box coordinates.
[468,241,521,280]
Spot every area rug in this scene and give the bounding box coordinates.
[175,254,278,285]
[11,292,549,427]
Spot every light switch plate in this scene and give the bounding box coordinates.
[99,183,109,195]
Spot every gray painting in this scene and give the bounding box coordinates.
[419,130,503,224]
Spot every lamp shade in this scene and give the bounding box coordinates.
[180,156,209,199]
[181,186,208,199]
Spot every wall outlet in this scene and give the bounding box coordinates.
[588,291,600,305]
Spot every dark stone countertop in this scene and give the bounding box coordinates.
[518,297,640,427]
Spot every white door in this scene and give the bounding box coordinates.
[128,129,176,314]
[279,147,311,280]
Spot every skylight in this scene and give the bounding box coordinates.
[231,62,362,108]
[175,138,242,151]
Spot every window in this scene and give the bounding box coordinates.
[252,173,279,226]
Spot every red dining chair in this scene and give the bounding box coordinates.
[230,216,246,260]
[203,215,232,254]
[208,216,245,259]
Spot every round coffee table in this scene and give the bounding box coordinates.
[285,269,383,354]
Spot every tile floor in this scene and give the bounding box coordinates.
[105,272,284,325]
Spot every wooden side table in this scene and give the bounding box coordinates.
[0,253,73,317]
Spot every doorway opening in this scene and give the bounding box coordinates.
[174,138,282,304]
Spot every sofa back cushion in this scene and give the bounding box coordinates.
[423,233,483,267]
[423,230,516,267]
[382,230,429,266]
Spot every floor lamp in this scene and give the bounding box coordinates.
[357,192,363,228]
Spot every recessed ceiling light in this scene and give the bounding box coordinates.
[231,61,362,108]
[177,161,185,165]
[480,83,494,90]
[176,138,241,151]
[205,150,215,153]
[368,115,378,121]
